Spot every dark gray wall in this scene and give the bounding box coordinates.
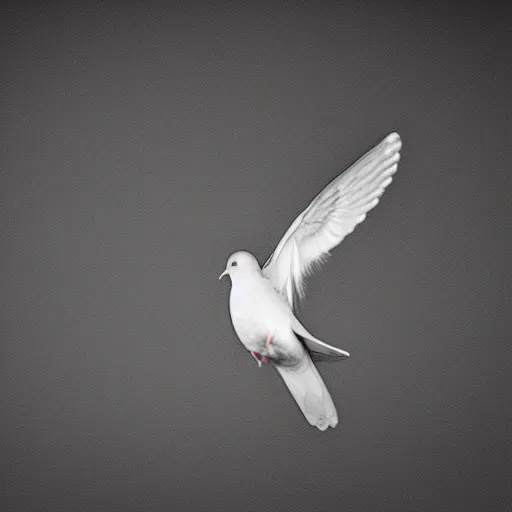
[2,2,510,511]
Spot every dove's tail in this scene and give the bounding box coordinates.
[275,356,338,431]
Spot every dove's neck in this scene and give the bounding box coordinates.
[230,270,262,289]
[230,270,267,301]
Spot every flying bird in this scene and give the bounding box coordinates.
[219,132,402,430]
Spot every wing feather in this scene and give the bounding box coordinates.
[262,132,402,307]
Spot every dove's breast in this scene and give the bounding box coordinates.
[228,275,295,353]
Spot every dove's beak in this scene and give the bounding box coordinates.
[218,269,228,280]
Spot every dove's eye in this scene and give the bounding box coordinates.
[231,261,238,267]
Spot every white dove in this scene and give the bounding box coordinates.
[219,132,402,430]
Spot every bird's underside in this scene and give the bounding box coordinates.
[248,332,303,368]
[249,344,344,369]
[247,328,348,369]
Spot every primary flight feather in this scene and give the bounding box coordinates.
[220,132,402,430]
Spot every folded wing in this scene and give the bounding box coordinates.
[291,314,350,362]
[262,132,402,308]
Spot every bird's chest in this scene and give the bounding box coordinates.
[229,282,290,352]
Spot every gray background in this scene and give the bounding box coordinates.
[2,2,511,511]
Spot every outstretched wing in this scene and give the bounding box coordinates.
[262,132,402,308]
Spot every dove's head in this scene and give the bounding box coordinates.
[219,251,260,281]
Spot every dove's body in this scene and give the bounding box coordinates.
[220,132,402,430]
[229,270,302,366]
[226,252,339,429]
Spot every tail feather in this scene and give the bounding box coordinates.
[275,356,338,431]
